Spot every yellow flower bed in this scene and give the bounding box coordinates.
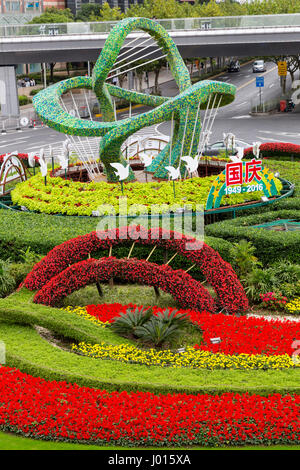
[285,298,300,315]
[63,306,109,328]
[71,341,299,370]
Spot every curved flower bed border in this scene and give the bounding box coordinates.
[34,257,216,312]
[72,342,299,370]
[70,304,300,356]
[25,226,249,314]
[0,367,299,446]
[244,142,300,159]
[66,304,300,370]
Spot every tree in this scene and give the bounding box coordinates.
[28,7,74,24]
[75,4,102,22]
[89,2,124,22]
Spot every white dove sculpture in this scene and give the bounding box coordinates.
[139,152,153,168]
[165,166,180,180]
[110,162,130,181]
[39,148,45,164]
[39,158,48,178]
[253,141,261,158]
[181,156,198,175]
[229,147,244,163]
[57,153,69,170]
[63,139,71,152]
[223,132,236,150]
[28,152,36,168]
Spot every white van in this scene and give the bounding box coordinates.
[253,60,266,73]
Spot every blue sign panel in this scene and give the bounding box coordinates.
[256,77,264,87]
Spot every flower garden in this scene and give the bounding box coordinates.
[0,16,300,450]
[0,139,299,450]
[0,184,299,449]
[0,138,299,450]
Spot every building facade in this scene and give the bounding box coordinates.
[0,0,65,14]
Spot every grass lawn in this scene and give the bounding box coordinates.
[0,431,300,451]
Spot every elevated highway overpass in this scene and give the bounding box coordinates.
[1,13,300,64]
[1,13,300,116]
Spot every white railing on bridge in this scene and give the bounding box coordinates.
[2,13,300,37]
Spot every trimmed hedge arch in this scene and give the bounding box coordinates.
[25,226,248,314]
[33,257,216,311]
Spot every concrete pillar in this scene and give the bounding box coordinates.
[0,66,20,117]
[127,71,134,90]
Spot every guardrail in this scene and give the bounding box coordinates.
[2,13,300,37]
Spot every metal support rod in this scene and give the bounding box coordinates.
[185,263,196,273]
[146,245,157,261]
[127,242,136,259]
[165,252,178,265]
[108,54,167,80]
[111,36,155,70]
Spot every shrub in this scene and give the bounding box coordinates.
[244,142,300,160]
[18,95,31,106]
[260,292,288,310]
[0,210,233,265]
[110,306,153,337]
[0,260,15,298]
[230,239,262,277]
[206,209,300,266]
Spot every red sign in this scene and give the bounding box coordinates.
[226,162,243,186]
[245,159,262,183]
[226,159,262,187]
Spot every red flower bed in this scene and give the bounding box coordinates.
[0,367,299,446]
[191,311,300,356]
[25,226,248,314]
[34,257,216,312]
[85,303,300,356]
[244,142,300,159]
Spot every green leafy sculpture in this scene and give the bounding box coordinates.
[33,17,235,182]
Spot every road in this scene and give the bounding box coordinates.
[0,60,299,156]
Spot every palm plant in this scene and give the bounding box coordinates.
[110,307,152,338]
[243,268,275,302]
[154,308,190,328]
[230,239,262,277]
[135,308,190,347]
[135,316,181,347]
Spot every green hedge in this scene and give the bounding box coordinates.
[206,209,300,265]
[0,210,234,275]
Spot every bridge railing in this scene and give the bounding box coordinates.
[2,13,300,37]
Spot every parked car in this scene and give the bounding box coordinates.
[204,139,250,156]
[252,60,266,73]
[227,60,240,72]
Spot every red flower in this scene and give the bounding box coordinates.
[0,366,299,446]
